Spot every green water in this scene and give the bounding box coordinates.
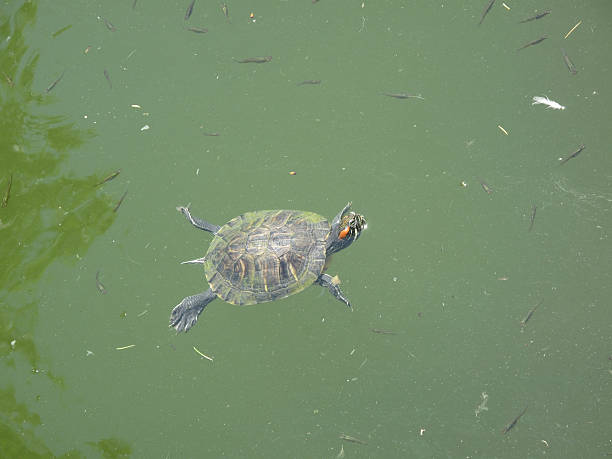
[2,1,611,457]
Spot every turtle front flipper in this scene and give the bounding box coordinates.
[316,273,352,310]
[177,205,220,233]
[170,289,217,332]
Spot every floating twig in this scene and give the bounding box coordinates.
[193,346,214,361]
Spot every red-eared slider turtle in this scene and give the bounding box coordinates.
[169,202,366,332]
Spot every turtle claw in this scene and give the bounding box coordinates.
[169,290,216,333]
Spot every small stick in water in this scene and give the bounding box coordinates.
[193,346,214,361]
[116,344,136,350]
[564,21,581,39]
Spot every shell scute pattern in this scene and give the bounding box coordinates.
[204,210,330,305]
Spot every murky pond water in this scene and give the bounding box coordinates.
[2,1,611,457]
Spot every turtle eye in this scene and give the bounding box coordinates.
[338,225,350,239]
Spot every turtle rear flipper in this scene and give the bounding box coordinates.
[170,289,216,332]
[317,273,352,309]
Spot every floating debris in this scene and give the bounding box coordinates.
[289,171,297,176]
[497,125,509,135]
[193,346,214,361]
[564,20,581,39]
[532,96,565,110]
[116,344,136,350]
[475,392,489,416]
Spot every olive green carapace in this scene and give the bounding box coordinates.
[203,210,330,305]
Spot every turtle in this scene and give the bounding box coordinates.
[169,202,366,332]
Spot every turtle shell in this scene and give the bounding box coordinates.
[203,210,331,305]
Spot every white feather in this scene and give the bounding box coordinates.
[532,96,565,110]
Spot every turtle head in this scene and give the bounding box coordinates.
[327,202,367,255]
